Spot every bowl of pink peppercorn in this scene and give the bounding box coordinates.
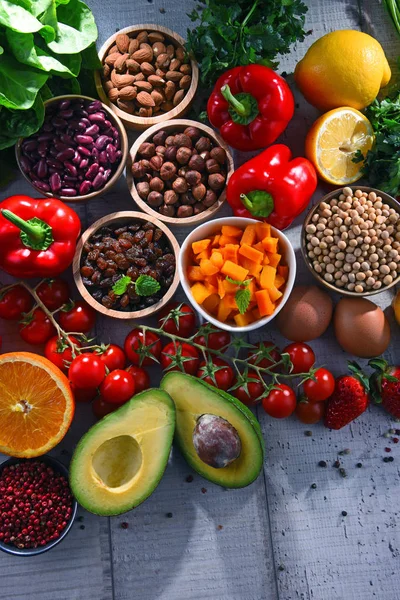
[0,455,77,556]
[16,95,128,203]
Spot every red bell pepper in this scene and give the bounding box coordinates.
[0,195,81,278]
[207,64,294,152]
[226,145,318,230]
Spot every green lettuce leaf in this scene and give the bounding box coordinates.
[0,53,48,109]
[47,0,97,54]
[0,0,55,43]
[0,93,44,149]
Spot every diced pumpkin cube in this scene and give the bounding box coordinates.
[191,282,212,304]
[240,225,257,247]
[187,266,205,282]
[200,259,219,276]
[224,244,239,263]
[266,253,281,268]
[238,244,264,264]
[210,251,224,269]
[205,281,218,294]
[274,274,286,289]
[277,265,289,280]
[239,256,263,277]
[196,249,211,260]
[253,242,265,253]
[217,277,226,299]
[248,279,256,301]
[221,225,243,238]
[234,312,254,327]
[260,265,276,289]
[221,260,249,282]
[256,222,271,241]
[219,234,238,247]
[202,293,220,314]
[211,234,221,247]
[262,255,270,265]
[223,279,239,293]
[255,289,275,317]
[268,285,283,302]
[225,294,238,309]
[192,239,210,254]
[262,236,279,253]
[217,297,232,322]
[252,307,262,321]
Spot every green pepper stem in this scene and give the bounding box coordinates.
[1,209,44,243]
[221,85,248,117]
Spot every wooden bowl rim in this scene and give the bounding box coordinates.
[94,24,199,129]
[15,94,128,203]
[72,210,180,319]
[126,118,234,226]
[301,185,400,297]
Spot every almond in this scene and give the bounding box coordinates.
[152,42,166,57]
[180,63,192,75]
[117,99,135,114]
[161,101,174,112]
[109,44,119,54]
[134,73,146,82]
[139,107,153,117]
[148,75,165,87]
[148,32,165,43]
[155,68,166,78]
[114,53,129,73]
[104,80,114,93]
[166,70,183,82]
[175,47,185,62]
[173,89,185,106]
[151,90,164,106]
[134,80,153,92]
[129,38,139,55]
[108,88,120,102]
[119,86,137,100]
[126,59,140,74]
[140,62,155,76]
[113,73,136,89]
[156,53,170,69]
[132,48,153,64]
[179,75,191,90]
[169,58,181,71]
[103,64,111,78]
[164,81,176,100]
[137,91,155,107]
[116,33,130,54]
[105,52,121,66]
[166,44,175,57]
[137,30,149,44]
[153,105,161,114]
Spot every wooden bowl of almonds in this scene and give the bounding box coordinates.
[95,24,199,130]
[301,186,400,297]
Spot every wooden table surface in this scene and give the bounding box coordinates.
[1,1,399,599]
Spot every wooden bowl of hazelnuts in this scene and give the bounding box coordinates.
[126,119,234,226]
[95,24,199,130]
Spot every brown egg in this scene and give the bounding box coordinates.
[277,285,333,341]
[334,297,391,358]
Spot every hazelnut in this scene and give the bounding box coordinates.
[206,158,221,174]
[165,135,175,146]
[184,126,202,140]
[149,177,164,192]
[136,181,150,199]
[131,161,146,178]
[173,133,192,148]
[192,183,207,201]
[164,190,179,205]
[137,142,156,158]
[155,145,166,156]
[208,173,225,190]
[176,147,192,165]
[194,202,206,215]
[172,177,188,194]
[147,191,164,207]
[164,146,177,162]
[150,155,163,171]
[178,166,188,177]
[159,204,176,217]
[177,205,194,218]
[160,162,177,180]
[185,170,202,186]
[139,159,152,171]
[210,146,227,165]
[152,129,168,146]
[195,136,212,153]
[181,192,196,205]
[200,151,211,161]
[188,154,206,172]
[203,189,217,207]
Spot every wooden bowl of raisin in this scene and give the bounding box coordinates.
[72,211,180,319]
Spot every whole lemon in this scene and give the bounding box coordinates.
[294,30,391,111]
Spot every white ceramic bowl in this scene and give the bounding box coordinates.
[178,216,296,333]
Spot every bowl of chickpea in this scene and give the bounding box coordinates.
[301,186,400,297]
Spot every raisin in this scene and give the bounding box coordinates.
[105,250,117,260]
[92,290,103,301]
[83,241,92,253]
[127,266,139,280]
[99,278,113,288]
[81,265,94,277]
[154,229,163,242]
[96,257,108,270]
[133,230,145,243]
[114,226,128,235]
[104,268,117,278]
[144,229,154,243]
[128,224,140,232]
[102,296,114,308]
[133,257,147,267]
[143,222,155,231]
[87,249,100,261]
[118,238,132,250]
[120,293,130,308]
[91,270,102,284]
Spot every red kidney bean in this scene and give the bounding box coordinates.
[75,109,89,118]
[88,112,105,123]
[50,173,62,192]
[87,100,102,113]
[80,158,89,169]
[75,134,93,145]
[65,162,77,177]
[95,135,111,150]
[69,120,85,131]
[20,156,32,173]
[64,175,78,183]
[60,134,76,145]
[79,180,92,195]
[38,141,48,157]
[46,158,63,169]
[54,140,68,152]
[43,122,53,132]
[93,172,106,189]
[72,151,81,165]
[104,169,112,181]
[38,133,53,142]
[78,145,91,157]
[99,151,108,165]
[23,140,38,152]
[49,147,59,158]
[52,117,68,129]
[106,143,117,163]
[98,166,105,173]
[86,162,99,180]
[59,100,71,111]
[56,148,75,161]
[60,188,77,197]
[34,181,50,192]
[92,147,99,160]
[37,159,48,179]
[59,109,73,119]
[85,124,99,136]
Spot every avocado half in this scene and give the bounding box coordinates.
[161,372,264,488]
[69,389,175,516]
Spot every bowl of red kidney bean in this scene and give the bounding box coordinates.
[16,95,128,202]
[72,211,180,319]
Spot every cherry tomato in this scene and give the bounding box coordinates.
[19,308,56,345]
[0,286,33,320]
[283,342,315,374]
[99,370,135,405]
[125,365,150,394]
[248,341,281,370]
[158,302,196,337]
[70,383,98,404]
[124,329,162,366]
[303,368,335,402]
[97,344,126,372]
[194,325,231,351]
[59,301,96,334]
[36,279,70,311]
[262,384,296,418]
[295,398,325,424]
[161,342,199,375]
[92,396,117,419]
[68,353,106,389]
[197,358,234,391]
[44,335,81,372]
[233,372,265,407]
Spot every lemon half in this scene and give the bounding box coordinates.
[305,107,374,185]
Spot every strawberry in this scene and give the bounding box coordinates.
[369,359,400,418]
[324,364,369,429]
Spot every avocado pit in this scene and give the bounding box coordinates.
[193,414,241,469]
[92,435,142,488]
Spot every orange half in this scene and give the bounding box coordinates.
[0,352,75,458]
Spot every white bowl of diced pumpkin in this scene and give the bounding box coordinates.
[178,217,296,332]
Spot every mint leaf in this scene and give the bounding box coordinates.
[112,276,131,296]
[135,275,161,297]
[226,276,251,286]
[235,288,251,315]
